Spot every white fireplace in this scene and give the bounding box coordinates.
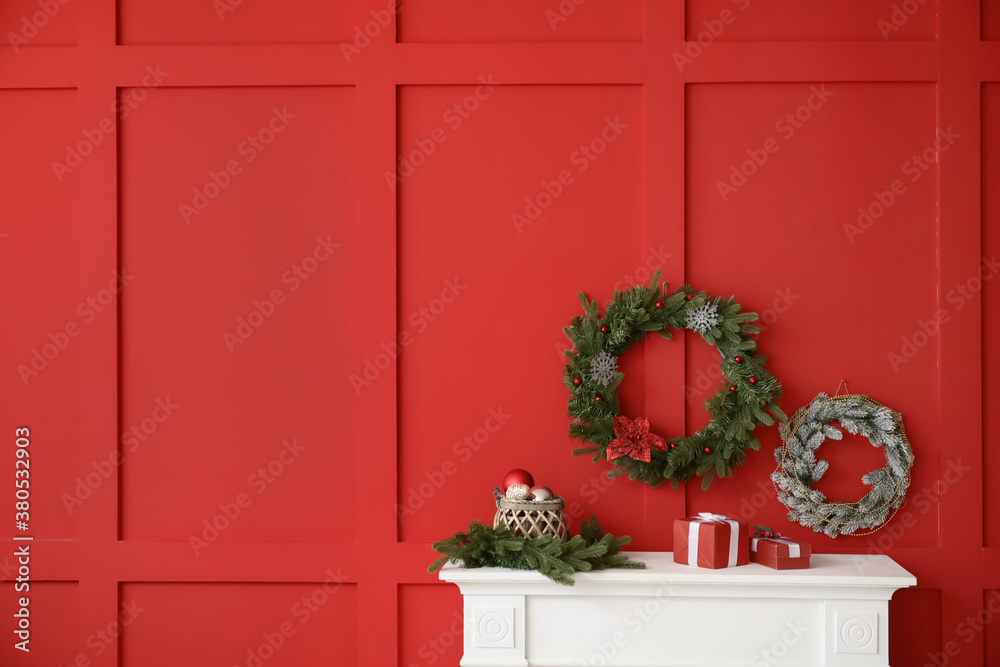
[439,552,916,667]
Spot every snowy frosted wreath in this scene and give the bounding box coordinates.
[772,393,914,537]
[562,271,786,489]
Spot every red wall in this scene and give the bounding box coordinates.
[1,1,997,666]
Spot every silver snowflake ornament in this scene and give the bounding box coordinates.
[589,350,619,387]
[685,302,720,334]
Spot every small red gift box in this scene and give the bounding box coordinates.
[673,513,749,569]
[750,535,811,570]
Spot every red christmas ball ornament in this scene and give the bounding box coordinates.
[502,469,534,493]
[573,377,582,386]
[734,356,743,363]
[729,385,737,392]
[655,301,663,309]
[704,446,712,454]
[685,293,693,300]
[600,325,609,333]
[749,376,758,384]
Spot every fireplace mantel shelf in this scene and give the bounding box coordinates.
[439,551,916,667]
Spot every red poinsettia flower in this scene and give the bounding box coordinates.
[606,416,668,463]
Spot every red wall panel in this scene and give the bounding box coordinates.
[1,89,82,540]
[397,0,642,43]
[0,1,994,666]
[119,582,356,666]
[399,584,465,667]
[118,85,357,543]
[984,0,1000,40]
[890,587,943,665]
[685,82,940,548]
[686,0,937,41]
[985,590,1000,665]
[0,0,77,48]
[983,83,1000,547]
[396,84,646,543]
[117,0,353,45]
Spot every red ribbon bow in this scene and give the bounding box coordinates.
[606,416,668,463]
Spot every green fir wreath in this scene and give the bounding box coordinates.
[772,393,914,537]
[563,271,786,489]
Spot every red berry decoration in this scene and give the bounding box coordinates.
[655,301,663,309]
[600,325,609,333]
[749,376,758,384]
[669,442,676,450]
[573,377,582,386]
[595,395,603,402]
[685,293,693,300]
[729,385,737,392]
[704,446,712,454]
[734,356,743,363]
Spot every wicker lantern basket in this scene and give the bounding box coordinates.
[493,496,569,540]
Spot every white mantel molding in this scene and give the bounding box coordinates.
[439,552,916,667]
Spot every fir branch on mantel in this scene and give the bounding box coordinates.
[428,516,645,586]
